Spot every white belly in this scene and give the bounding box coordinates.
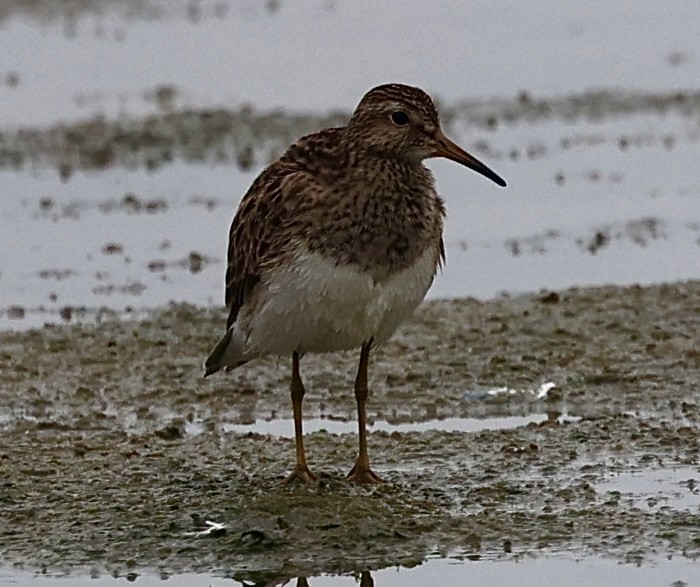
[236,244,440,358]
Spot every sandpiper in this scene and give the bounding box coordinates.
[204,83,506,484]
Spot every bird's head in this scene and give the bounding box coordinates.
[346,83,506,187]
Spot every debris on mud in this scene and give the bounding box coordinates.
[1,281,699,578]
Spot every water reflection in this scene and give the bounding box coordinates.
[5,556,700,586]
[240,572,374,587]
[233,557,700,587]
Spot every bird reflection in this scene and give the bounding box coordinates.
[241,570,374,586]
[295,571,374,586]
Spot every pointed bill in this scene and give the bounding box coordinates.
[433,132,507,187]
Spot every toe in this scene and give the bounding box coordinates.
[282,465,319,486]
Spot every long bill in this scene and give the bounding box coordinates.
[432,132,507,187]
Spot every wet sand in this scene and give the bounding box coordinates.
[1,281,699,580]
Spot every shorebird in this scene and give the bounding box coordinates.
[204,83,506,484]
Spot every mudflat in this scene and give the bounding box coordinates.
[1,281,698,580]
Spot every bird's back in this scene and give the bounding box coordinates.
[223,127,347,327]
[224,125,445,328]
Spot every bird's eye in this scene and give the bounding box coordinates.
[390,111,410,126]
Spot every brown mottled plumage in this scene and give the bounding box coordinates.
[205,83,506,485]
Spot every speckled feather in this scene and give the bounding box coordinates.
[224,84,446,330]
[206,83,504,374]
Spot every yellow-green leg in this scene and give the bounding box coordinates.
[282,351,318,485]
[347,339,383,483]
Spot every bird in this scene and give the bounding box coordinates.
[203,83,506,485]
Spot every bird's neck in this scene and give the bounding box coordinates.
[346,150,434,195]
[314,153,445,281]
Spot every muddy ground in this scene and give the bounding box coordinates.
[1,281,699,582]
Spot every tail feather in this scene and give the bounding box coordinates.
[203,327,247,377]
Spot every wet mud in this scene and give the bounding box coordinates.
[1,281,699,580]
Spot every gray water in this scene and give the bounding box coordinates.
[4,556,700,586]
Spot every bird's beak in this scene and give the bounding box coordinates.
[432,131,506,187]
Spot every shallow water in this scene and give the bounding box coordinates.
[2,106,699,329]
[2,1,700,329]
[219,414,578,437]
[598,467,700,513]
[4,556,700,586]
[2,0,699,126]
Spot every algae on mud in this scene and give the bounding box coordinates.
[0,281,699,579]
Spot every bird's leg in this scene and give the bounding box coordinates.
[282,351,318,486]
[348,339,384,483]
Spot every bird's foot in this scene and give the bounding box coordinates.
[347,461,384,484]
[282,464,319,486]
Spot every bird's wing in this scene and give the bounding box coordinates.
[224,167,328,329]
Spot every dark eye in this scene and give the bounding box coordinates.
[390,111,410,126]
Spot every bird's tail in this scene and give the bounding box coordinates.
[203,327,248,377]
